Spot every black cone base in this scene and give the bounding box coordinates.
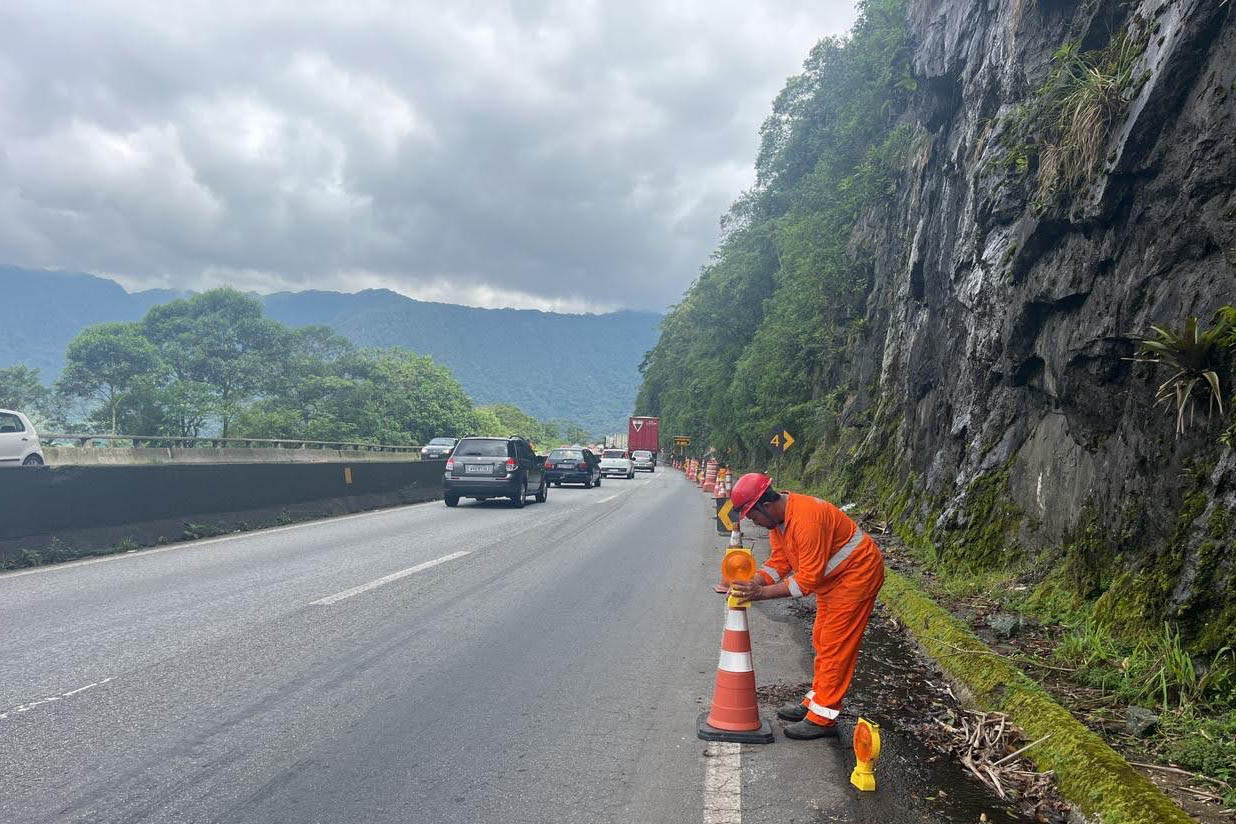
[697,711,775,744]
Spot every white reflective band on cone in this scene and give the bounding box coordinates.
[808,701,840,720]
[825,529,867,577]
[787,577,805,598]
[758,565,782,583]
[724,610,749,631]
[718,650,754,673]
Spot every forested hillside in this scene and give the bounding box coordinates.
[262,290,661,434]
[638,0,1236,652]
[3,287,575,450]
[0,267,660,434]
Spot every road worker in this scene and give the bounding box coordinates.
[727,473,885,740]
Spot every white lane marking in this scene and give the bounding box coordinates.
[594,494,620,504]
[0,499,439,581]
[703,741,741,824]
[311,551,471,605]
[0,677,114,721]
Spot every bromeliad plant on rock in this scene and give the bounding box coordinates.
[1134,308,1236,438]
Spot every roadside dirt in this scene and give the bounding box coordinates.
[757,595,1073,822]
[876,533,1234,824]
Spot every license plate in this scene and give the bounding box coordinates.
[465,464,492,473]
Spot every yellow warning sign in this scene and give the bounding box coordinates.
[767,428,796,454]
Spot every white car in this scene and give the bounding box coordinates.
[600,449,635,479]
[0,409,45,467]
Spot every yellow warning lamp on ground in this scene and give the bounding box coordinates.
[850,718,881,791]
[722,548,756,609]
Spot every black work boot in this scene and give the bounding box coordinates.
[783,718,839,740]
[776,702,808,722]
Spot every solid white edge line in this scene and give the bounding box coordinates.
[311,550,471,605]
[703,741,741,824]
[0,499,439,581]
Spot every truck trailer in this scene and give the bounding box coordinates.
[627,416,660,462]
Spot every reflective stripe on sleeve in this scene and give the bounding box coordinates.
[758,565,782,583]
[787,577,805,598]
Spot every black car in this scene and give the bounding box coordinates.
[543,447,602,488]
[444,436,547,508]
[421,437,457,460]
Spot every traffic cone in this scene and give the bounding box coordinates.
[697,605,774,743]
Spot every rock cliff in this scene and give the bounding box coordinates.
[828,0,1235,645]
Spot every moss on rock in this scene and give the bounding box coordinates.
[880,569,1193,824]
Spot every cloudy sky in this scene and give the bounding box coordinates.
[0,1,858,313]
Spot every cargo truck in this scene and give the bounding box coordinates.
[628,416,660,464]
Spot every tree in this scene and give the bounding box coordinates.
[141,289,288,437]
[231,347,478,446]
[561,423,593,445]
[0,365,50,415]
[57,323,163,434]
[475,403,559,450]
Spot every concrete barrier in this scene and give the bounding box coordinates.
[0,461,445,567]
[44,447,420,465]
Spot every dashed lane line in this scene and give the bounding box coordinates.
[310,551,471,605]
[0,677,115,721]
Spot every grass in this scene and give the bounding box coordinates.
[1033,34,1141,204]
[886,545,1236,810]
[880,569,1195,824]
[1165,710,1236,804]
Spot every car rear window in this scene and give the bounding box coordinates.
[455,439,509,457]
[550,449,583,460]
[428,438,455,446]
[603,450,626,459]
[632,451,652,459]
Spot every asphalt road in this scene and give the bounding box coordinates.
[1,469,1020,824]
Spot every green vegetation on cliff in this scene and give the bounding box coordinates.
[635,0,915,454]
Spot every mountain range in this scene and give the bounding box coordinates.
[2,265,662,434]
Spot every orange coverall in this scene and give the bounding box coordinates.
[755,492,885,726]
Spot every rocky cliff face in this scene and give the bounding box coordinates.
[831,0,1235,644]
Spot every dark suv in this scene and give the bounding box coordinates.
[543,447,601,488]
[444,436,547,508]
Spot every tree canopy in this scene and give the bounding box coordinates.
[48,288,578,446]
[635,0,914,460]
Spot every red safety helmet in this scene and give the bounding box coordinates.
[730,472,773,519]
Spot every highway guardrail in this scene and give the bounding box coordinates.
[41,433,422,454]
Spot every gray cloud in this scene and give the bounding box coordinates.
[0,0,857,312]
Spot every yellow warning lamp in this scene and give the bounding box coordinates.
[850,718,881,791]
[722,548,756,609]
